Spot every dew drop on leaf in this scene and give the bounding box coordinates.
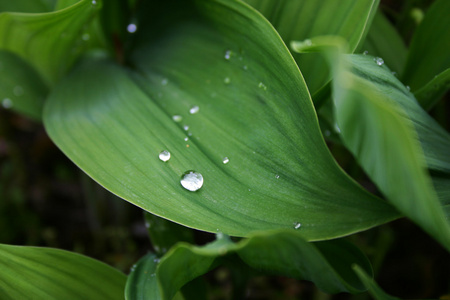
[189,105,199,114]
[374,57,384,66]
[172,115,182,122]
[222,157,229,164]
[161,78,168,85]
[159,150,171,162]
[180,171,204,192]
[127,24,137,33]
[258,82,267,90]
[2,98,12,109]
[183,125,189,131]
[363,50,369,55]
[224,50,232,60]
[224,77,231,84]
[294,222,302,230]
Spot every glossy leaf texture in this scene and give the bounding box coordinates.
[244,0,378,94]
[0,244,126,300]
[45,0,398,239]
[292,38,450,250]
[361,10,407,75]
[353,265,400,300]
[0,50,48,119]
[402,0,450,91]
[0,0,100,85]
[125,231,373,299]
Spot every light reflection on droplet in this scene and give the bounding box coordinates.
[172,115,182,122]
[159,150,171,162]
[222,157,229,164]
[189,105,199,114]
[294,222,301,230]
[180,171,204,192]
[2,98,13,109]
[127,23,137,33]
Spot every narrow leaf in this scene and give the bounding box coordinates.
[414,68,450,111]
[0,244,126,300]
[45,0,398,240]
[353,265,400,300]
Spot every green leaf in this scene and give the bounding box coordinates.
[414,68,450,111]
[0,50,48,120]
[0,244,126,300]
[244,0,379,94]
[361,10,407,75]
[44,0,398,240]
[292,37,450,251]
[125,230,372,299]
[402,0,450,91]
[353,265,400,300]
[0,0,100,85]
[0,1,53,13]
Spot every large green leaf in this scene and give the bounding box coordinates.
[0,1,54,13]
[125,230,373,299]
[0,0,100,85]
[292,38,450,250]
[0,244,126,300]
[44,0,398,239]
[402,0,450,91]
[0,50,48,120]
[361,10,407,75]
[244,0,379,94]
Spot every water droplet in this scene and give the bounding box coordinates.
[172,115,182,122]
[183,125,189,131]
[391,71,397,77]
[91,0,97,5]
[324,130,331,137]
[258,82,267,90]
[222,157,229,164]
[145,221,150,228]
[2,98,12,109]
[374,57,384,66]
[82,33,90,41]
[243,65,248,71]
[161,78,168,85]
[13,86,24,96]
[159,150,171,162]
[189,105,199,114]
[130,264,137,272]
[180,171,204,192]
[294,222,301,229]
[224,50,232,60]
[188,132,192,136]
[334,123,341,133]
[184,137,189,142]
[406,85,411,91]
[224,77,231,84]
[153,258,160,263]
[275,175,280,179]
[127,23,137,33]
[363,50,369,55]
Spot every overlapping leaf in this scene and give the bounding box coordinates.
[45,0,398,239]
[125,231,373,299]
[0,244,126,300]
[244,0,379,94]
[353,265,400,300]
[0,0,100,85]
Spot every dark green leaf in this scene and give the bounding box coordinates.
[45,0,398,239]
[402,0,450,91]
[125,230,372,299]
[414,68,450,111]
[0,244,126,300]
[353,265,400,300]
[0,50,48,120]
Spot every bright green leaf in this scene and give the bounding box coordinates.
[126,230,372,299]
[244,0,379,94]
[45,0,398,240]
[0,0,100,85]
[402,0,450,91]
[0,50,48,120]
[0,244,126,300]
[0,1,53,13]
[361,10,407,75]
[353,265,400,300]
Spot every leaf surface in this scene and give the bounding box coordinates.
[45,0,398,239]
[0,244,126,300]
[125,231,373,299]
[353,265,400,300]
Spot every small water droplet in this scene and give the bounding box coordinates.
[224,50,232,60]
[130,264,137,272]
[258,82,267,90]
[189,105,199,114]
[180,171,204,192]
[159,150,171,162]
[145,221,150,228]
[374,57,384,66]
[294,222,301,229]
[183,125,189,131]
[172,115,182,122]
[275,175,280,179]
[406,85,411,91]
[334,123,341,133]
[184,137,189,141]
[153,258,160,263]
[391,71,397,77]
[127,23,137,33]
[150,273,156,277]
[363,50,369,55]
[324,130,331,137]
[161,78,168,85]
[188,132,192,136]
[222,157,229,164]
[82,33,90,41]
[224,77,231,84]
[2,98,12,109]
[91,0,97,5]
[13,86,24,96]
[243,65,248,71]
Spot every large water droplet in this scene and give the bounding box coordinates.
[374,57,384,66]
[189,105,199,114]
[172,115,182,122]
[293,222,301,230]
[224,50,232,60]
[2,98,12,109]
[222,157,229,164]
[180,171,204,192]
[159,150,171,162]
[127,23,137,33]
[224,77,231,84]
